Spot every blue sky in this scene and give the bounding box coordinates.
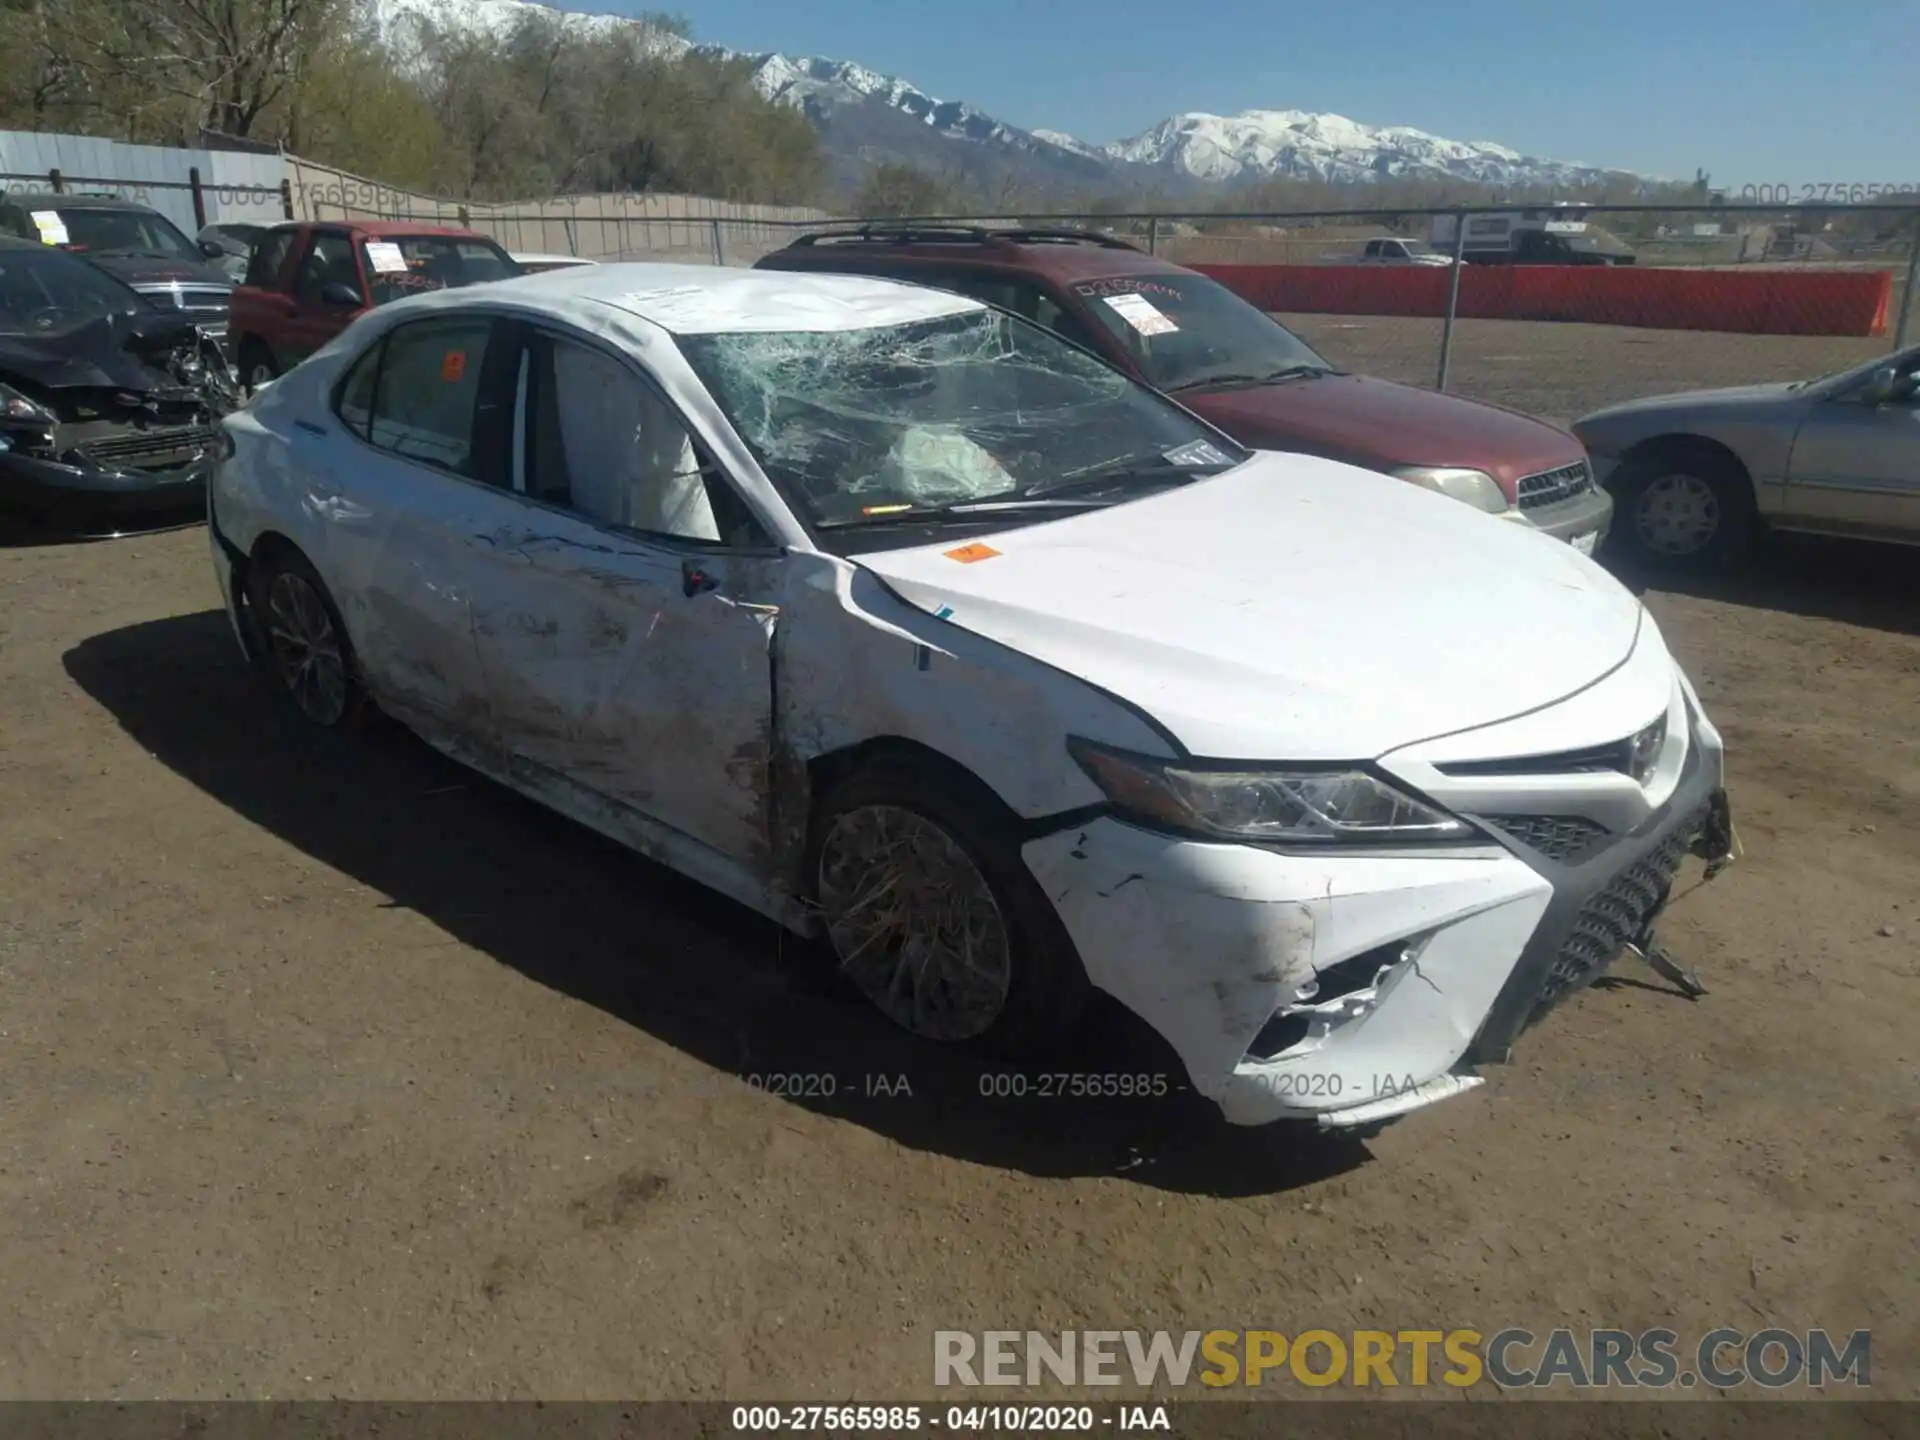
[632,0,1917,186]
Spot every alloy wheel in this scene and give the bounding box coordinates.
[264,570,349,725]
[816,804,1014,1042]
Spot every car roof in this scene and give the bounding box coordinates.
[375,260,986,336]
[1,191,161,211]
[765,225,1192,285]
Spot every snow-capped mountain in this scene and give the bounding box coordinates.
[1105,109,1620,187]
[737,53,1105,167]
[365,0,1637,193]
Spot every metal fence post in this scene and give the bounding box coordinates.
[279,178,294,219]
[188,166,207,229]
[711,217,726,266]
[1435,209,1470,391]
[1895,212,1920,351]
[1147,216,1159,255]
[47,168,63,194]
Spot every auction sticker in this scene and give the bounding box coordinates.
[1103,292,1177,335]
[364,240,408,274]
[29,210,69,246]
[943,543,1001,564]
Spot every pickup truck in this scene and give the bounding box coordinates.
[1352,237,1453,266]
[227,220,522,389]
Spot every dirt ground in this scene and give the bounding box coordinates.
[1,318,1916,1404]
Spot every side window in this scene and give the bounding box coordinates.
[928,269,1104,352]
[293,233,359,304]
[335,339,382,439]
[1363,240,1381,258]
[1031,291,1104,353]
[0,208,34,242]
[245,230,294,288]
[927,269,1030,317]
[364,318,493,475]
[521,332,768,547]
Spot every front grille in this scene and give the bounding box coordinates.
[76,424,218,471]
[1516,459,1594,510]
[1492,814,1610,863]
[1532,803,1708,1013]
[133,283,230,337]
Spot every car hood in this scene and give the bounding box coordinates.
[849,451,1645,761]
[1182,372,1584,497]
[82,253,234,290]
[1579,382,1802,425]
[0,310,209,392]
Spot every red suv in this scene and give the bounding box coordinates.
[755,226,1612,551]
[229,220,522,390]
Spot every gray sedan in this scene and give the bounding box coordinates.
[1573,344,1920,570]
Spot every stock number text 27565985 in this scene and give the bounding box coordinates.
[1741,183,1919,204]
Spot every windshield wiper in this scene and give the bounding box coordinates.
[1168,364,1331,393]
[1028,456,1228,500]
[816,496,1117,530]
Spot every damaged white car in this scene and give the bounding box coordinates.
[205,264,1737,1130]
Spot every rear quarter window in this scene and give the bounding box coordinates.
[364,317,495,476]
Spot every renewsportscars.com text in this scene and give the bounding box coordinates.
[933,1328,1871,1390]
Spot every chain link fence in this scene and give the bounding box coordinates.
[10,160,1920,426]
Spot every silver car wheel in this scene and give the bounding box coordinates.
[1633,472,1721,557]
[816,804,1013,1043]
[265,571,349,725]
[247,361,275,392]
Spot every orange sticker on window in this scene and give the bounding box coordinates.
[440,350,466,382]
[943,543,1001,564]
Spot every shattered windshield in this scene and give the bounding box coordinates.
[676,307,1248,529]
[1070,273,1335,393]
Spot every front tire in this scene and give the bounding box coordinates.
[1604,441,1757,573]
[237,337,278,394]
[246,545,366,730]
[807,757,1089,1058]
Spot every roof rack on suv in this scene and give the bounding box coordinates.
[786,223,1142,253]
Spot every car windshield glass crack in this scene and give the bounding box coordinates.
[677,307,1244,528]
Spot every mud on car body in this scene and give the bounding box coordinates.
[204,263,1736,1131]
[0,237,239,534]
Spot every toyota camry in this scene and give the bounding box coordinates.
[204,263,1736,1130]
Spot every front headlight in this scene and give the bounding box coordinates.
[0,383,56,425]
[1389,465,1511,514]
[1068,738,1473,844]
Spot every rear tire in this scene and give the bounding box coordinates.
[1604,441,1757,573]
[246,544,367,730]
[807,756,1090,1059]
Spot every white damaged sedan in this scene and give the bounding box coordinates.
[206,263,1737,1130]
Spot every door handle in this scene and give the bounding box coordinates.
[682,559,720,598]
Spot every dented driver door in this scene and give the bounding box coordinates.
[464,515,780,873]
[460,323,782,875]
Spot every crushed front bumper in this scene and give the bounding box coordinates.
[1022,821,1553,1127]
[1022,692,1731,1131]
[1465,719,1729,1062]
